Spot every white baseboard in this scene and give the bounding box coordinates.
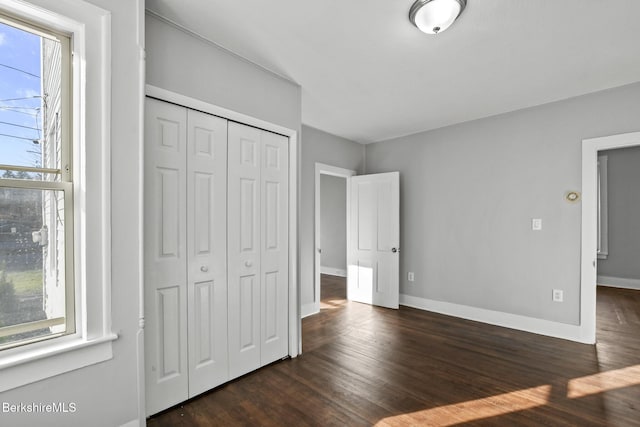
[120,420,140,427]
[320,266,347,277]
[597,275,640,290]
[301,302,319,318]
[400,294,590,344]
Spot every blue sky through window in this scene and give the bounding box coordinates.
[0,20,42,168]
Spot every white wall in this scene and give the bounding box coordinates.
[597,145,640,286]
[366,82,640,327]
[300,126,364,308]
[0,1,144,426]
[320,174,347,274]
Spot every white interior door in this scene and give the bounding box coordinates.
[228,122,289,378]
[145,97,292,414]
[347,172,400,309]
[259,130,289,366]
[144,98,189,415]
[186,109,229,397]
[227,122,262,378]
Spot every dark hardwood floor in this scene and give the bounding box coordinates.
[148,276,640,426]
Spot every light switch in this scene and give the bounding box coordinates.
[532,218,542,231]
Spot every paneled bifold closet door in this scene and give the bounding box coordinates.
[144,99,189,415]
[228,122,289,379]
[186,109,228,397]
[144,98,229,415]
[144,98,290,416]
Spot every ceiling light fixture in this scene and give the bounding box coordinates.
[409,0,467,35]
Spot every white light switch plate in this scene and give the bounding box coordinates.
[532,218,542,231]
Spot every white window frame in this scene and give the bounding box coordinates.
[0,9,75,350]
[0,0,116,392]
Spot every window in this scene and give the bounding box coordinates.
[0,13,73,350]
[0,0,116,393]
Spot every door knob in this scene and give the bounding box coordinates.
[200,266,209,272]
[391,247,399,253]
[245,260,253,267]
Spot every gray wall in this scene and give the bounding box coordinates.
[366,82,640,326]
[300,125,364,308]
[598,146,640,281]
[1,1,143,426]
[146,13,301,133]
[320,174,347,272]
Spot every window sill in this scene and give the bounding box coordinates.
[0,333,118,393]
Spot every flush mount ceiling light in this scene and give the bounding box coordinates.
[409,0,467,34]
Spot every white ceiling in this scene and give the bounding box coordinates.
[146,0,640,144]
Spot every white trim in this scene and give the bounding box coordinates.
[289,121,299,358]
[597,276,640,291]
[597,155,609,259]
[582,131,640,344]
[400,294,590,343]
[320,266,347,277]
[0,334,116,393]
[314,163,355,316]
[135,1,146,425]
[0,0,115,391]
[144,85,300,359]
[146,85,295,139]
[301,303,318,319]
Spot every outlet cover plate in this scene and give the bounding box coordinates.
[552,289,563,302]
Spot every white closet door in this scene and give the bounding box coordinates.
[228,122,262,378]
[260,130,289,366]
[186,109,229,397]
[144,98,189,415]
[145,98,291,412]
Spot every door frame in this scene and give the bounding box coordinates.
[145,84,300,357]
[309,163,355,317]
[581,131,640,343]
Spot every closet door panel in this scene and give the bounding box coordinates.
[260,131,289,365]
[144,98,189,415]
[186,110,229,397]
[228,122,262,378]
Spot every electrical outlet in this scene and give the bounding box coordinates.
[408,272,415,282]
[552,289,563,302]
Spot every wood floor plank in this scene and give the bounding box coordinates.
[148,277,640,426]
